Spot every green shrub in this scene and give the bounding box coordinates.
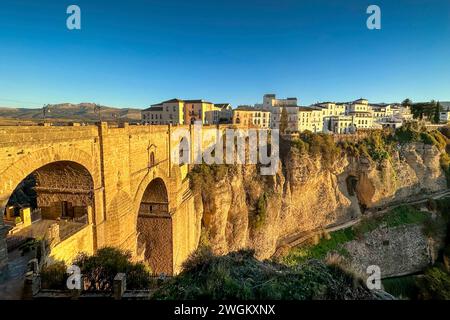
[416,267,450,300]
[250,193,268,229]
[436,197,450,218]
[40,261,68,290]
[440,126,450,139]
[382,276,419,299]
[430,130,448,150]
[394,123,420,143]
[354,206,428,237]
[282,228,355,266]
[188,163,231,195]
[291,132,340,167]
[420,132,438,146]
[440,153,450,187]
[73,247,153,291]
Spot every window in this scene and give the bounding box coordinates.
[150,152,155,167]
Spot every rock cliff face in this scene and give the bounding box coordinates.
[344,224,438,278]
[197,142,447,260]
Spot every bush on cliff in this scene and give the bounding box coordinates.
[291,132,340,167]
[416,267,450,300]
[250,192,268,230]
[152,248,381,300]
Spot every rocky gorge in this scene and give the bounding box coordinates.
[191,130,449,261]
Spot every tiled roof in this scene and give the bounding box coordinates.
[143,106,163,112]
[235,106,268,112]
[184,99,213,104]
[215,103,231,109]
[161,98,184,104]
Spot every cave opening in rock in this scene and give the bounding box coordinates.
[346,175,358,197]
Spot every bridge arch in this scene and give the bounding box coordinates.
[136,176,173,275]
[0,146,99,214]
[2,160,96,222]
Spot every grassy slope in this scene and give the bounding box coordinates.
[153,249,381,300]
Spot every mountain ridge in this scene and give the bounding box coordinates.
[0,103,142,122]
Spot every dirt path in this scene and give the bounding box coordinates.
[0,249,33,300]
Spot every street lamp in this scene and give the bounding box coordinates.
[42,104,50,123]
[94,104,102,123]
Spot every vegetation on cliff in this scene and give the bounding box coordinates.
[290,123,450,186]
[290,132,340,167]
[188,163,274,231]
[152,249,383,300]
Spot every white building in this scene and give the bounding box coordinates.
[313,102,346,133]
[215,103,233,124]
[271,105,299,131]
[440,111,450,123]
[372,104,394,122]
[258,94,298,111]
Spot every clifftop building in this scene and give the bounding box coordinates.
[142,99,231,125]
[232,106,271,128]
[257,94,298,111]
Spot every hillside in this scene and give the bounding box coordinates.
[0,103,142,123]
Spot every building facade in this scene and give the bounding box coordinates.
[142,99,229,125]
[233,106,271,128]
[142,99,185,125]
[258,94,298,111]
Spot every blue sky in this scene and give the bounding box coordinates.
[0,0,449,109]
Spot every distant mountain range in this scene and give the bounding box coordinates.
[0,103,142,122]
[0,101,449,124]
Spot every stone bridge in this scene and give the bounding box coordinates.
[0,123,202,276]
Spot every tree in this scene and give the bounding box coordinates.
[402,98,412,107]
[434,101,442,124]
[280,107,288,134]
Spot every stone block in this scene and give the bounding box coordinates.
[20,207,32,227]
[5,206,14,220]
[113,273,126,300]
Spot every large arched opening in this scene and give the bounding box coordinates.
[136,178,173,275]
[2,161,94,253]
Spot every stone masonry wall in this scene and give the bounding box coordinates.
[0,123,202,277]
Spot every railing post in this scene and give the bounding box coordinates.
[23,270,41,299]
[113,273,126,300]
